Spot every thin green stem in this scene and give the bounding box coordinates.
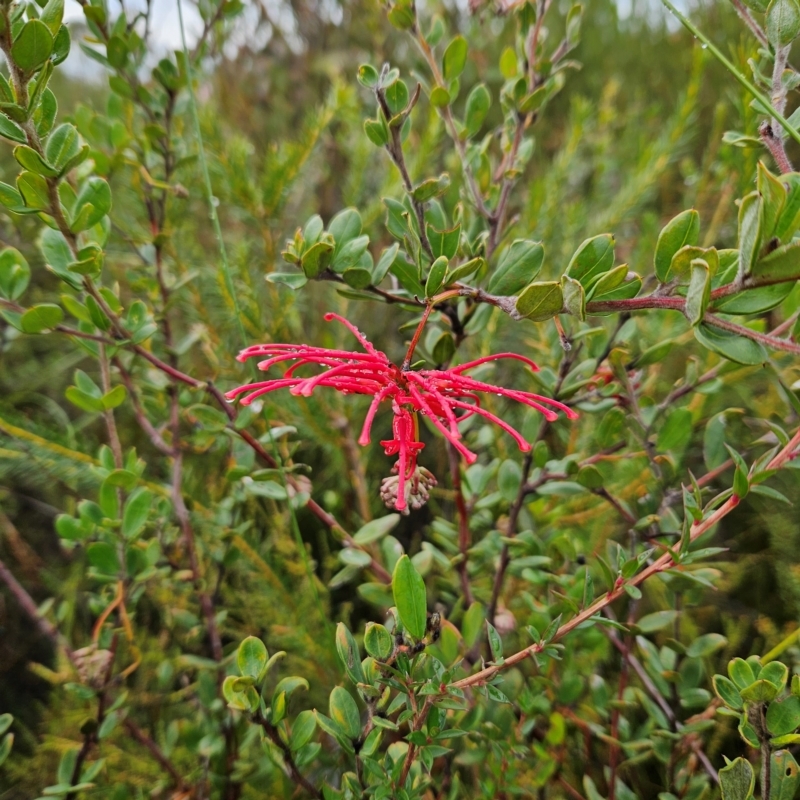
[661,0,800,148]
[176,0,248,349]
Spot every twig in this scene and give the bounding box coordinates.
[124,720,188,791]
[256,714,321,798]
[453,425,800,690]
[375,82,433,259]
[114,360,173,456]
[0,555,76,663]
[172,425,223,662]
[396,696,433,790]
[602,626,719,785]
[99,344,124,470]
[448,442,474,606]
[730,0,769,47]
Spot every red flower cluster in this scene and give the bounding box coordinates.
[226,313,577,512]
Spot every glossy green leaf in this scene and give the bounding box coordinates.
[21,303,63,333]
[686,632,726,658]
[363,117,389,146]
[729,658,756,689]
[0,114,26,144]
[430,85,450,107]
[12,20,54,73]
[72,177,112,231]
[694,324,767,366]
[65,386,105,413]
[443,36,467,81]
[290,710,317,751]
[740,679,779,703]
[426,255,448,297]
[486,621,503,661]
[364,622,394,660]
[713,675,744,710]
[714,282,793,314]
[356,64,379,87]
[767,695,800,736]
[761,660,789,691]
[329,686,361,740]
[487,240,544,295]
[335,623,364,685]
[654,209,700,282]
[17,170,50,210]
[121,488,152,538]
[464,83,490,137]
[46,123,81,171]
[426,223,460,260]
[752,239,800,281]
[392,554,427,640]
[767,0,800,46]
[738,191,762,278]
[566,234,615,286]
[40,0,65,36]
[384,80,409,115]
[561,275,585,319]
[266,272,307,289]
[14,145,58,177]
[0,248,30,300]
[353,514,400,545]
[515,281,563,321]
[238,636,268,681]
[685,258,710,325]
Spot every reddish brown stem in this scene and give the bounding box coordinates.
[453,426,800,690]
[402,303,434,370]
[124,720,188,791]
[448,442,474,606]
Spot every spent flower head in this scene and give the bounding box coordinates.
[226,312,577,512]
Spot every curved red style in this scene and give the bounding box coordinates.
[226,313,577,511]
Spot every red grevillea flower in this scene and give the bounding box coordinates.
[226,313,577,512]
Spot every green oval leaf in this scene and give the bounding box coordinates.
[515,281,563,321]
[464,83,490,138]
[289,709,317,751]
[719,756,755,800]
[0,248,30,300]
[121,487,152,539]
[694,324,767,366]
[713,674,744,710]
[353,514,400,545]
[487,239,544,296]
[443,36,467,81]
[654,209,700,282]
[335,623,364,685]
[767,695,800,736]
[238,636,268,681]
[770,750,800,800]
[566,234,615,286]
[12,20,54,73]
[392,554,427,640]
[329,686,361,740]
[21,303,63,333]
[364,622,393,660]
